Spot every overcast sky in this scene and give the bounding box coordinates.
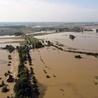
[0,0,98,22]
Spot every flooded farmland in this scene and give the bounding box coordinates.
[35,31,98,52]
[31,48,98,98]
[0,27,98,98]
[0,36,23,98]
[31,31,98,98]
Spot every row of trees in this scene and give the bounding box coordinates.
[14,46,32,98]
[14,45,40,98]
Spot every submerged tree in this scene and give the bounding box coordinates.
[96,29,98,33]
[69,34,75,40]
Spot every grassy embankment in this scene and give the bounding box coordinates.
[22,32,44,48]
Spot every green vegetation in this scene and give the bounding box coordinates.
[18,45,32,65]
[0,81,5,87]
[46,75,51,78]
[22,32,44,49]
[7,64,11,66]
[4,72,9,77]
[14,46,32,98]
[15,32,22,36]
[3,45,15,53]
[52,44,63,51]
[46,41,53,46]
[8,55,12,59]
[74,55,82,58]
[8,61,11,63]
[27,35,44,48]
[7,96,10,98]
[69,34,75,40]
[48,41,98,58]
[8,55,12,66]
[2,86,9,93]
[31,26,83,33]
[96,29,98,33]
[14,45,39,98]
[4,70,11,77]
[66,50,98,57]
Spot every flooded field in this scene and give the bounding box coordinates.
[0,38,24,43]
[0,50,11,98]
[0,36,24,43]
[31,31,98,98]
[0,30,98,98]
[0,37,20,98]
[35,31,98,52]
[31,47,98,98]
[0,36,25,47]
[0,43,20,47]
[0,49,19,98]
[0,50,9,78]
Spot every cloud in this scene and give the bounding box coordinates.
[0,0,98,22]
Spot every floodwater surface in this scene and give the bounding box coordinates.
[35,31,98,52]
[32,31,98,98]
[31,47,98,98]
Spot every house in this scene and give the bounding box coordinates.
[6,75,14,82]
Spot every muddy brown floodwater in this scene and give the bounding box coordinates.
[0,48,19,98]
[35,31,98,52]
[0,50,11,98]
[31,46,98,98]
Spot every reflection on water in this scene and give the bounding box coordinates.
[35,31,98,52]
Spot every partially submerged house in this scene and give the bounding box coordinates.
[6,75,14,82]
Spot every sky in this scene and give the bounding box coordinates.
[0,0,98,22]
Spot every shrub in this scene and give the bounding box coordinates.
[75,55,82,58]
[8,61,11,63]
[2,86,9,93]
[46,75,51,78]
[7,96,10,98]
[7,64,11,66]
